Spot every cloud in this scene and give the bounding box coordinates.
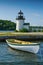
[32,13,40,17]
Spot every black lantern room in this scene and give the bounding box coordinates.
[16,10,25,20]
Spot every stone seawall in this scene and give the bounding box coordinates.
[0,32,43,42]
[0,35,43,42]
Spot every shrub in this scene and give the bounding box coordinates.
[19,28,28,32]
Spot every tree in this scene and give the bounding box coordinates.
[0,20,16,30]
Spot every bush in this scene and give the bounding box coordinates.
[19,28,28,32]
[15,30,18,32]
[38,30,41,32]
[41,30,43,32]
[33,30,36,32]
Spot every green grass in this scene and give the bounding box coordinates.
[0,32,43,36]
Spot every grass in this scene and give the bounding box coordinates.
[0,32,43,36]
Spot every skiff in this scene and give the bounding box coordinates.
[6,39,40,53]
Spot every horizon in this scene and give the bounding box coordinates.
[0,0,43,26]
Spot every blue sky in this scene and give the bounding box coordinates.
[0,0,43,26]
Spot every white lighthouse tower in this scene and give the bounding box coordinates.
[16,10,25,31]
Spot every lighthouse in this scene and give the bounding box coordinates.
[16,10,25,31]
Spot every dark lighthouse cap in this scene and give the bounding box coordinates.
[18,10,23,14]
[16,10,25,20]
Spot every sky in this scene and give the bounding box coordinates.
[0,0,43,26]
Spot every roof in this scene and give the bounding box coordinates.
[23,23,30,25]
[18,10,23,14]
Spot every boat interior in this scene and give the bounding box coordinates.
[6,39,40,45]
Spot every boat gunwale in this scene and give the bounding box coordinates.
[6,40,40,46]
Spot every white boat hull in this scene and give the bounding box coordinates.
[6,40,40,53]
